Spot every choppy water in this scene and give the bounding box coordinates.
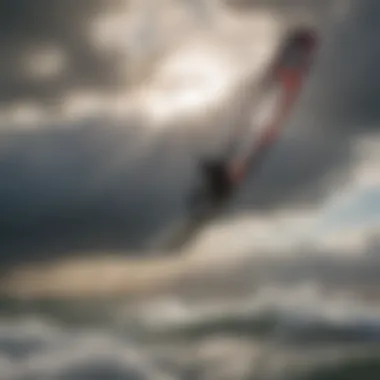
[3,270,380,380]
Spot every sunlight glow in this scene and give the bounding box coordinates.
[140,44,236,124]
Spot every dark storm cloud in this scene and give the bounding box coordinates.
[307,0,380,129]
[0,118,195,266]
[0,0,380,269]
[232,0,380,212]
[0,0,126,105]
[0,0,192,265]
[223,0,330,15]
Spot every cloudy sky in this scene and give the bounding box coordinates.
[0,0,380,297]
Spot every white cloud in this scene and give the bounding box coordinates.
[184,130,380,259]
[24,45,67,80]
[1,102,45,129]
[292,132,380,254]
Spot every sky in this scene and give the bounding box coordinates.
[0,0,380,297]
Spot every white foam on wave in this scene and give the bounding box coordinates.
[0,317,176,380]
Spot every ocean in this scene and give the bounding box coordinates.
[2,251,380,379]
